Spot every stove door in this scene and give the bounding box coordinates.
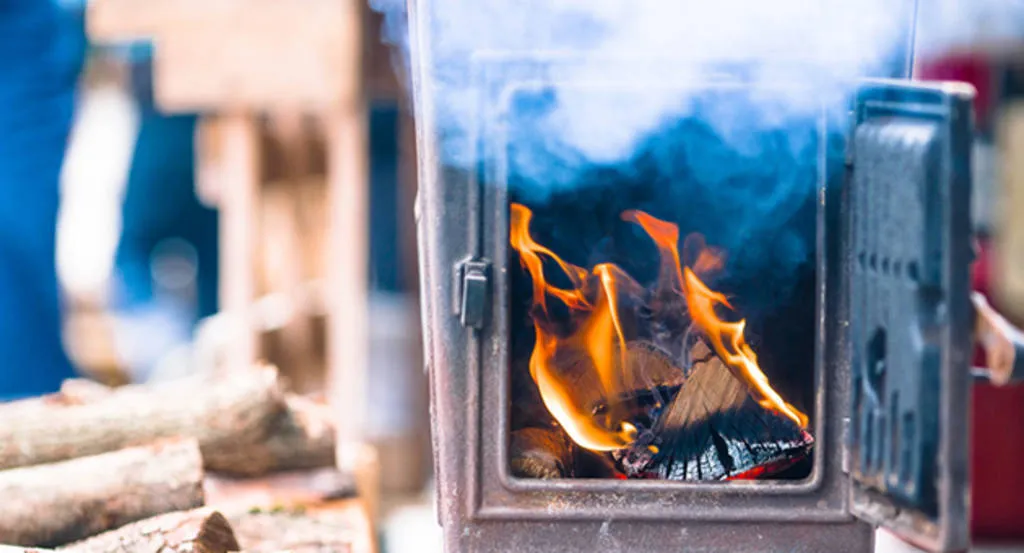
[846,80,975,553]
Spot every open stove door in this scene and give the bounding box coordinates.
[846,80,975,553]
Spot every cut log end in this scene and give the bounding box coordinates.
[510,427,574,479]
[60,508,240,553]
[227,510,355,553]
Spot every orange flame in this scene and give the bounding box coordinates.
[681,268,808,427]
[510,204,590,313]
[621,209,807,427]
[509,203,807,453]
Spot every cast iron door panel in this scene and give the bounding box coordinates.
[847,80,974,553]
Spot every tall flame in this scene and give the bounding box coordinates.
[682,268,808,427]
[511,204,636,451]
[510,203,807,453]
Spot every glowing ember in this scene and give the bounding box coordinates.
[509,203,808,453]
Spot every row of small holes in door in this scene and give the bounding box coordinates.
[857,251,920,282]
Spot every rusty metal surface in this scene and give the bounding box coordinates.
[414,76,856,553]
[406,1,924,551]
[446,520,874,553]
[845,80,975,553]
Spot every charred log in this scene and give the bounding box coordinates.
[620,342,813,480]
[0,439,205,547]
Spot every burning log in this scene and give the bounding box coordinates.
[510,204,812,480]
[510,340,688,478]
[548,340,688,425]
[59,508,239,553]
[0,439,205,547]
[510,427,574,479]
[619,340,813,480]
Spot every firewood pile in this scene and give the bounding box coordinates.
[0,366,375,553]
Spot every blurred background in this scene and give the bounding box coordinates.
[1,0,1024,551]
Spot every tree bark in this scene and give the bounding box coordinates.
[227,510,356,553]
[203,394,336,477]
[0,439,205,547]
[0,367,284,472]
[59,508,239,553]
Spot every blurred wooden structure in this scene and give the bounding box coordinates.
[86,0,424,492]
[996,101,1024,324]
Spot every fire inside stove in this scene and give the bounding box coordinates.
[505,90,822,482]
[509,204,813,481]
[508,204,815,481]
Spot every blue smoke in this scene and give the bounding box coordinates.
[367,0,1024,315]
[504,85,825,317]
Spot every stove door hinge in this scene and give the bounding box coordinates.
[453,257,492,329]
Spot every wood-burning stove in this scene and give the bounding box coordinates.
[409,2,976,551]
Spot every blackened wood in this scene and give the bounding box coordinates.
[510,427,574,479]
[0,368,286,474]
[0,439,205,547]
[59,508,239,553]
[203,394,336,477]
[625,342,813,481]
[510,339,689,478]
[227,510,355,553]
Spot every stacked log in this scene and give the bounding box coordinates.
[0,440,205,547]
[0,367,367,552]
[0,366,334,475]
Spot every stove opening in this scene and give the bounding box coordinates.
[505,86,823,482]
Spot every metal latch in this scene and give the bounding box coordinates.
[454,258,491,329]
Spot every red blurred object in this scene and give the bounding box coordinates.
[918,51,1024,542]
[916,54,994,130]
[968,237,1024,542]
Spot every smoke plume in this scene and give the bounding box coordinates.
[370,0,1024,316]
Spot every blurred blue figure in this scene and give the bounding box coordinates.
[107,46,219,380]
[0,0,87,399]
[0,0,217,397]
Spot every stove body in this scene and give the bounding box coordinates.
[409,3,975,552]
